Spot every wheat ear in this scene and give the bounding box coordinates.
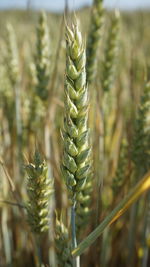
[112,138,128,196]
[62,21,91,202]
[86,0,104,84]
[25,150,54,234]
[35,11,50,102]
[6,23,20,86]
[128,81,150,263]
[132,81,150,176]
[61,19,91,266]
[101,10,120,92]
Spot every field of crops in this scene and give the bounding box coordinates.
[0,0,150,266]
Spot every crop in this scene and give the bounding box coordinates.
[0,3,150,267]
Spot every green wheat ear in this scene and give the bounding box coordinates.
[35,11,50,102]
[6,23,20,87]
[27,11,51,133]
[55,213,72,267]
[86,0,104,84]
[76,170,93,233]
[61,20,92,203]
[101,10,120,92]
[25,150,54,234]
[128,81,150,263]
[132,81,150,176]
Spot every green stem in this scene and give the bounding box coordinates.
[71,202,80,267]
[15,82,23,181]
[35,235,42,267]
[141,193,150,267]
[127,202,138,266]
[127,172,143,265]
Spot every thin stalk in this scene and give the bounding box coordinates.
[44,119,56,267]
[100,227,110,267]
[35,235,42,267]
[14,81,22,182]
[1,166,12,266]
[0,199,25,209]
[47,14,64,110]
[2,208,12,265]
[127,173,145,265]
[141,193,150,267]
[127,201,139,266]
[95,106,105,226]
[71,202,80,267]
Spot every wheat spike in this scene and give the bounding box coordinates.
[86,0,104,83]
[102,10,120,92]
[25,150,54,234]
[35,11,50,102]
[61,20,91,203]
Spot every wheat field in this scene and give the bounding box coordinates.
[0,1,150,266]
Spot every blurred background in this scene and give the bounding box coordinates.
[0,0,150,11]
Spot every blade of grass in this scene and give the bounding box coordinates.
[72,171,150,257]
